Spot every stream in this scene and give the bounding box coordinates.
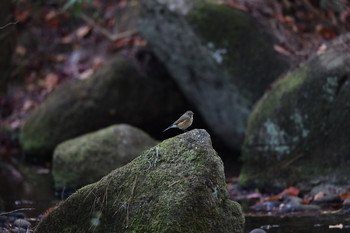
[1,163,348,232]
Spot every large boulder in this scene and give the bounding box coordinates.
[35,129,244,233]
[240,49,350,191]
[20,52,188,156]
[52,124,158,190]
[139,0,289,151]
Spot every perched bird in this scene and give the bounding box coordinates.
[163,111,194,132]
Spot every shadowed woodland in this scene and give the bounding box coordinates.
[1,0,350,232]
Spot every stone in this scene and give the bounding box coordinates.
[343,198,350,215]
[52,124,158,190]
[139,0,289,151]
[14,219,31,229]
[20,52,188,157]
[250,229,267,233]
[35,129,244,233]
[240,48,350,191]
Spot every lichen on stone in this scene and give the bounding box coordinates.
[35,129,244,233]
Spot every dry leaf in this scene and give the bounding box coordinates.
[274,44,293,56]
[315,24,337,40]
[317,44,327,54]
[314,191,326,200]
[44,73,59,90]
[45,10,63,28]
[16,46,27,56]
[279,186,300,197]
[79,69,94,80]
[22,100,36,112]
[76,25,92,39]
[61,34,73,44]
[15,9,31,23]
[340,192,350,201]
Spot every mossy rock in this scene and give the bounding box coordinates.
[240,49,350,191]
[139,0,289,151]
[53,124,158,191]
[19,52,187,157]
[35,129,244,233]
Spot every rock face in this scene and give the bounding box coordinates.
[240,50,350,191]
[52,124,158,190]
[139,0,289,151]
[20,52,188,156]
[35,129,244,233]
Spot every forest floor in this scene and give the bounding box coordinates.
[1,0,350,222]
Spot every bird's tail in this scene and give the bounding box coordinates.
[163,124,175,132]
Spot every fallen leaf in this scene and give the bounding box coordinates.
[302,195,313,204]
[76,25,92,39]
[44,73,59,90]
[247,192,262,200]
[316,44,327,54]
[45,10,62,28]
[315,24,337,40]
[92,57,104,70]
[79,69,94,80]
[340,192,350,201]
[263,195,282,202]
[22,100,36,112]
[15,9,31,23]
[61,34,73,44]
[16,46,27,56]
[274,44,293,56]
[279,186,300,197]
[314,191,326,200]
[10,119,22,129]
[226,2,247,11]
[54,54,66,63]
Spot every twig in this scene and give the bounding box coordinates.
[168,175,196,187]
[282,154,304,168]
[0,21,17,30]
[0,208,34,216]
[80,13,138,41]
[126,175,138,227]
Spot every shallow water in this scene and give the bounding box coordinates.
[1,163,349,232]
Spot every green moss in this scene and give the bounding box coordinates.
[52,124,157,190]
[187,2,288,101]
[241,51,350,191]
[35,130,244,233]
[246,66,308,137]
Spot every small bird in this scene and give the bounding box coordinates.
[163,111,194,132]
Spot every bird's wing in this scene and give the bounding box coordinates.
[173,114,188,125]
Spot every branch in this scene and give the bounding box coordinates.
[0,21,18,30]
[80,13,138,41]
[0,208,34,216]
[168,175,196,187]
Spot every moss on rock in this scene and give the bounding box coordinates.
[240,50,350,191]
[35,129,244,233]
[52,124,158,191]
